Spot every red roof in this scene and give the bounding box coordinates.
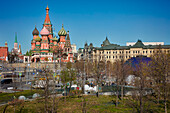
[44,6,51,24]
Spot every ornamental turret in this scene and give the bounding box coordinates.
[64,31,72,53]
[32,26,39,36]
[58,24,67,49]
[5,41,8,47]
[58,24,67,36]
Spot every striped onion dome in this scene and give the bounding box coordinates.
[58,24,67,36]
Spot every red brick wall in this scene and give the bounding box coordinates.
[0,47,8,61]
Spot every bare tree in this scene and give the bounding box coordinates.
[149,49,170,113]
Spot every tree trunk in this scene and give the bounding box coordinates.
[164,77,167,113]
[116,84,119,107]
[45,74,49,113]
[139,82,143,113]
[165,100,167,113]
[121,84,124,100]
[52,79,56,113]
[140,93,143,113]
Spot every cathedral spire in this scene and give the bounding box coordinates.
[66,31,70,40]
[44,5,51,24]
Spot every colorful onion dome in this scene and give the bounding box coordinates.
[32,27,39,35]
[40,26,50,35]
[35,36,41,42]
[53,35,58,41]
[58,24,67,36]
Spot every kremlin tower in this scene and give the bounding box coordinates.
[11,32,22,55]
[29,5,73,63]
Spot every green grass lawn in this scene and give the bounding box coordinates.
[0,94,168,113]
[0,90,41,104]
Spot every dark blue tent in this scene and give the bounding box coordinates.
[125,56,151,69]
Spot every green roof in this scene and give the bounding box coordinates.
[102,37,110,46]
[15,33,18,43]
[132,40,144,48]
[58,24,67,36]
[96,39,170,50]
[53,35,58,41]
[35,36,41,42]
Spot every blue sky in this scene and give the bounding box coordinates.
[0,0,170,54]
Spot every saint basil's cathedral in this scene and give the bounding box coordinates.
[25,6,73,63]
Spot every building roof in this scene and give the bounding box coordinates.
[40,26,50,35]
[35,36,41,42]
[58,24,67,36]
[96,39,170,50]
[132,39,144,48]
[53,35,58,41]
[44,5,51,25]
[15,33,18,43]
[102,37,110,46]
[32,27,39,35]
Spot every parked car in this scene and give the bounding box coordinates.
[1,79,12,84]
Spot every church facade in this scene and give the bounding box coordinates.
[24,6,73,63]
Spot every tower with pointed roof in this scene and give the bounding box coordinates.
[14,32,18,50]
[11,32,23,60]
[43,5,53,48]
[64,31,72,53]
